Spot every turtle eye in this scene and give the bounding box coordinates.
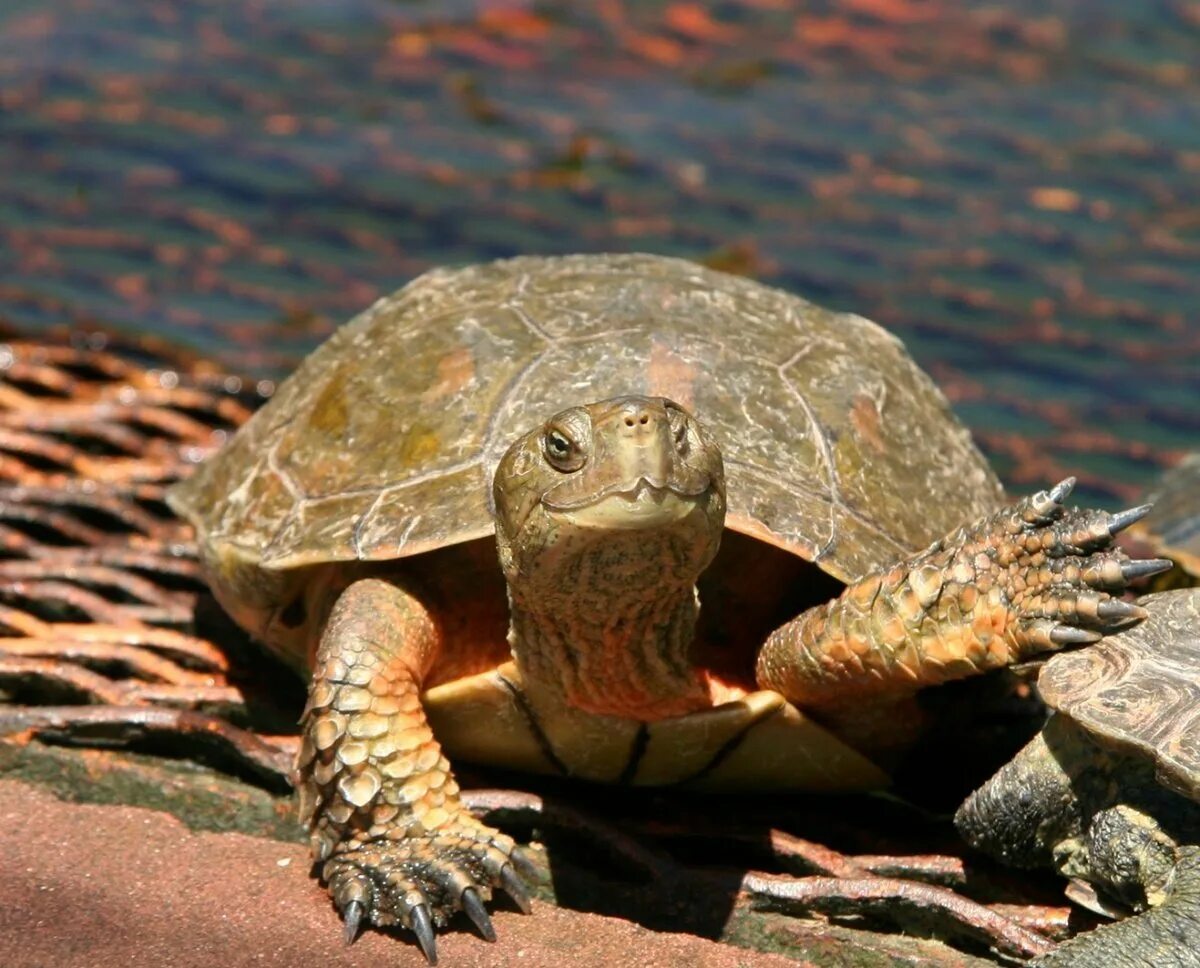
[543,427,585,472]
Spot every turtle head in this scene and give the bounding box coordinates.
[492,395,725,592]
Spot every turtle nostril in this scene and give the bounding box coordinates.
[617,402,659,434]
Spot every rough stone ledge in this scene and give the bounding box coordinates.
[0,778,797,968]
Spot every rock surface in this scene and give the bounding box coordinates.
[0,778,795,968]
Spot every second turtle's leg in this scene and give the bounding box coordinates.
[296,577,532,963]
[756,479,1171,713]
[1032,846,1200,968]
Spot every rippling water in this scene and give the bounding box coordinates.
[0,0,1196,505]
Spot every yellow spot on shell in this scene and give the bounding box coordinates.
[399,427,441,465]
[308,374,350,437]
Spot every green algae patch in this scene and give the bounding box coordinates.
[0,739,305,843]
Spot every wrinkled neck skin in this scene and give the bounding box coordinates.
[507,528,712,721]
[493,395,727,721]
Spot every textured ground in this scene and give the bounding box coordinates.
[0,778,800,968]
[0,0,1197,505]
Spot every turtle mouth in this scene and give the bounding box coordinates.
[548,478,710,531]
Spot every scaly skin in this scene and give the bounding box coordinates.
[956,714,1194,909]
[296,577,532,964]
[1033,847,1200,968]
[756,480,1154,715]
[296,398,1168,962]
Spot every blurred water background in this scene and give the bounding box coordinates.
[0,0,1196,507]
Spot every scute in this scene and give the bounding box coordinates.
[169,253,1002,586]
[1037,588,1200,801]
[1134,452,1200,579]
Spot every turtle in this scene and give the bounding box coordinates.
[956,455,1200,966]
[167,253,1169,962]
[955,587,1200,967]
[1126,452,1200,589]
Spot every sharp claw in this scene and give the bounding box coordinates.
[343,900,364,945]
[1121,558,1174,581]
[1050,626,1102,645]
[1047,477,1076,505]
[1097,599,1146,621]
[1108,504,1153,535]
[461,887,497,942]
[511,848,540,883]
[1029,477,1075,519]
[501,864,533,914]
[410,904,438,965]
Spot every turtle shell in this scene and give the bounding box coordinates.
[1133,452,1200,580]
[170,253,1001,592]
[1038,588,1200,802]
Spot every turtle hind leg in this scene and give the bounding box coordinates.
[755,479,1172,715]
[297,577,534,962]
[1034,846,1200,968]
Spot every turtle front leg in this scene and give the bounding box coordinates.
[757,479,1172,712]
[296,578,533,963]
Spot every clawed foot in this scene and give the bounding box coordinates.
[324,820,537,964]
[943,477,1172,657]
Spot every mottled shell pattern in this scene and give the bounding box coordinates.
[171,253,1001,593]
[1134,452,1200,579]
[1038,588,1200,802]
